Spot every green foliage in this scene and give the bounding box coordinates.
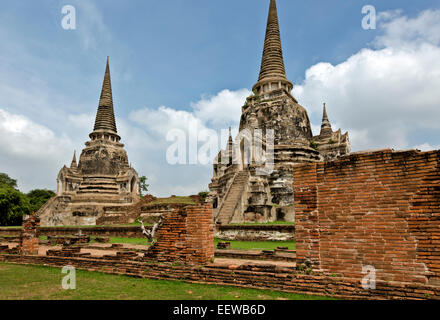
[0,173,17,188]
[139,176,149,196]
[0,186,31,226]
[26,189,55,212]
[0,173,55,226]
[309,141,319,150]
[198,191,209,201]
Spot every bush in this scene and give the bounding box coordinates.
[198,191,209,201]
[27,189,55,212]
[0,173,55,226]
[0,186,31,226]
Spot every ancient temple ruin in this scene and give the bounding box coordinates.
[208,0,350,224]
[37,58,140,226]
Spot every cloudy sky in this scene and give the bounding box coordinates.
[0,0,439,196]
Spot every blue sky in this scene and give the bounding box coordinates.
[1,0,440,196]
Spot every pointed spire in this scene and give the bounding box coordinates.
[258,0,286,81]
[320,103,333,137]
[253,0,293,94]
[93,57,117,134]
[322,103,329,121]
[228,127,233,164]
[70,151,77,169]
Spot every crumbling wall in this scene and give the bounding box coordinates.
[19,215,40,255]
[294,149,440,285]
[145,204,214,265]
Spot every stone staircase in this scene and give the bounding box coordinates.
[77,177,120,195]
[215,171,248,225]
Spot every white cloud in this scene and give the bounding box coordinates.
[191,89,251,127]
[414,143,440,152]
[294,9,440,151]
[0,109,74,191]
[0,109,72,159]
[375,9,440,48]
[125,89,249,196]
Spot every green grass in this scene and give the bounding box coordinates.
[214,238,295,251]
[107,237,149,246]
[0,263,331,300]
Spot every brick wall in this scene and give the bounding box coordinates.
[0,226,145,238]
[19,215,40,255]
[2,254,440,300]
[294,149,440,285]
[146,204,214,265]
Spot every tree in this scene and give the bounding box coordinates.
[139,176,149,196]
[0,173,17,188]
[0,187,31,226]
[0,173,55,226]
[27,189,55,212]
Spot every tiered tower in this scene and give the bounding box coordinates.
[37,58,140,226]
[209,0,350,224]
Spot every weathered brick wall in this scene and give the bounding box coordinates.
[216,224,295,241]
[0,226,145,238]
[19,215,40,255]
[294,149,440,285]
[146,204,214,265]
[2,254,440,300]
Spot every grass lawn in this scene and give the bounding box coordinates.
[0,263,331,300]
[214,238,295,251]
[106,237,149,246]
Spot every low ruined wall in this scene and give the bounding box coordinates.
[146,204,214,265]
[1,254,440,300]
[293,149,440,286]
[0,226,145,238]
[215,224,295,241]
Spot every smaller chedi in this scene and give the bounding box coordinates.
[37,58,140,226]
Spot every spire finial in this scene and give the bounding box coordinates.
[93,57,117,134]
[252,0,293,94]
[70,150,77,169]
[322,103,328,121]
[320,103,333,137]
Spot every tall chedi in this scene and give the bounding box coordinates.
[37,58,140,226]
[209,0,350,224]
